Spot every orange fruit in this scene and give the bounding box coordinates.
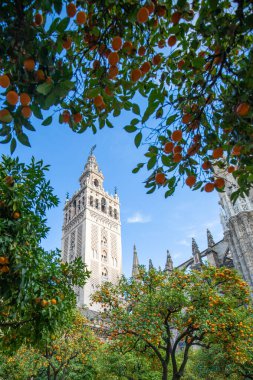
[187,144,199,156]
[0,109,12,123]
[73,113,82,123]
[131,68,142,82]
[212,147,223,159]
[168,35,177,47]
[34,13,43,26]
[138,46,146,56]
[153,19,159,28]
[108,65,118,79]
[152,54,162,65]
[146,3,155,14]
[178,60,185,70]
[0,74,10,88]
[215,177,225,189]
[155,172,166,185]
[157,6,166,17]
[171,11,181,24]
[6,91,19,106]
[36,69,46,81]
[140,62,151,74]
[112,36,122,51]
[62,37,72,50]
[62,110,70,123]
[173,145,182,154]
[20,93,31,106]
[108,51,119,65]
[51,299,57,305]
[66,3,76,17]
[171,130,182,142]
[93,60,100,70]
[76,11,87,24]
[24,58,35,71]
[105,86,113,96]
[173,153,182,163]
[182,113,192,124]
[158,39,165,48]
[12,211,21,219]
[41,300,48,307]
[94,95,104,107]
[122,41,133,54]
[231,145,242,156]
[204,183,215,193]
[228,165,235,173]
[137,7,149,23]
[202,161,211,170]
[164,142,174,154]
[21,106,32,119]
[236,103,250,117]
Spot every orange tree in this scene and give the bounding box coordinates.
[92,266,252,380]
[0,155,89,349]
[0,1,252,200]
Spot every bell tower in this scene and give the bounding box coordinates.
[61,149,122,311]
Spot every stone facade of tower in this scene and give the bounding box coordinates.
[218,174,253,288]
[61,153,122,311]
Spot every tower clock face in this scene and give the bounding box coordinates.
[94,179,99,187]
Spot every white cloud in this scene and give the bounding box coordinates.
[127,212,151,224]
[178,239,191,247]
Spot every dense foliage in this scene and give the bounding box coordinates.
[92,266,252,380]
[0,155,89,348]
[0,0,252,198]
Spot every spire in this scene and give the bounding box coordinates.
[207,229,215,248]
[192,238,202,267]
[132,244,139,278]
[79,148,104,188]
[149,259,154,271]
[165,250,173,273]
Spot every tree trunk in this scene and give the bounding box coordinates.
[162,363,168,380]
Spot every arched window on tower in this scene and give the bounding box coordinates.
[102,267,108,281]
[109,206,112,217]
[90,196,93,207]
[114,208,117,219]
[102,236,107,246]
[95,198,99,209]
[101,250,107,263]
[101,197,106,213]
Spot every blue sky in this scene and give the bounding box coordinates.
[0,112,223,277]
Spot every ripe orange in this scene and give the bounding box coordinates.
[93,60,100,70]
[122,41,133,54]
[5,175,14,185]
[152,54,162,65]
[155,172,166,185]
[0,74,10,88]
[202,161,211,170]
[41,299,48,307]
[112,36,122,51]
[171,11,181,24]
[108,51,119,65]
[173,145,182,154]
[104,86,113,96]
[62,110,70,123]
[36,69,46,81]
[131,68,142,82]
[164,142,174,154]
[62,37,72,50]
[215,177,225,189]
[168,35,177,47]
[108,65,118,79]
[24,58,35,71]
[0,109,12,123]
[66,3,76,17]
[157,6,166,17]
[173,153,182,163]
[204,183,215,193]
[21,106,32,119]
[171,130,182,142]
[20,93,31,106]
[236,103,250,117]
[138,46,146,56]
[94,95,104,107]
[178,59,185,70]
[51,298,57,305]
[137,7,149,23]
[34,13,43,26]
[228,165,235,173]
[140,61,151,74]
[158,39,165,48]
[146,3,155,14]
[232,145,242,156]
[212,147,223,159]
[73,113,82,123]
[12,211,21,219]
[182,113,192,124]
[76,11,87,24]
[6,91,19,106]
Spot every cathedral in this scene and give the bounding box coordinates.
[61,151,253,313]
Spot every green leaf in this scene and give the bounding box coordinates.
[10,138,16,154]
[147,156,157,170]
[31,104,43,120]
[162,155,171,166]
[165,188,175,198]
[106,119,113,128]
[166,114,177,125]
[17,132,31,147]
[146,186,156,194]
[47,17,60,34]
[124,125,138,133]
[132,163,144,174]
[130,118,140,126]
[132,104,140,115]
[0,134,11,144]
[60,80,75,90]
[42,116,53,126]
[56,17,70,32]
[134,132,142,148]
[37,83,53,96]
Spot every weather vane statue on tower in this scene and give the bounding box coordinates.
[89,145,96,156]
